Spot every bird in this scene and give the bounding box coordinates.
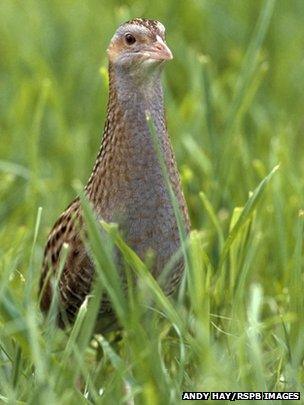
[39,18,190,331]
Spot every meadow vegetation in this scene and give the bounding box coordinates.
[1,0,304,403]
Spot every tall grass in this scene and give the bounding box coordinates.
[1,0,304,403]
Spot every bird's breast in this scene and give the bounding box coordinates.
[92,142,178,273]
[88,86,187,277]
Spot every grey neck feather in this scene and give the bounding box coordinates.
[115,63,165,124]
[107,61,169,168]
[87,62,172,206]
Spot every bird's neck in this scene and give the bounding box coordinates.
[109,62,166,135]
[86,62,171,201]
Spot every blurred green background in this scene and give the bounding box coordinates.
[1,0,304,402]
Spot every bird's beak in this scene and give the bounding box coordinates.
[145,35,173,61]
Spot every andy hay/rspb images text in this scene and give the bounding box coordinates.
[182,391,300,401]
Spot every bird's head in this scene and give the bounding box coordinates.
[107,18,173,74]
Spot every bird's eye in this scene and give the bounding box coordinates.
[125,33,136,45]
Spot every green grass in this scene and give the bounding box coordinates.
[1,0,304,403]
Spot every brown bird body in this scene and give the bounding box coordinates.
[39,18,190,330]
